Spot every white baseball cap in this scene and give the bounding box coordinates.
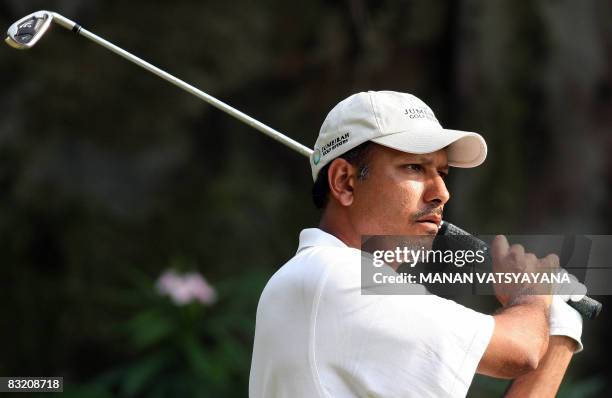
[311,91,487,181]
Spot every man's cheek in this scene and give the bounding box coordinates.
[399,186,421,213]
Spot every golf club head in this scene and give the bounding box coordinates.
[5,10,54,49]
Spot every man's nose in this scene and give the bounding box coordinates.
[424,175,450,206]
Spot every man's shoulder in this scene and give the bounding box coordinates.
[297,244,362,265]
[259,244,362,300]
[277,244,361,282]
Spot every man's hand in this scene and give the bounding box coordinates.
[554,267,587,303]
[491,235,555,307]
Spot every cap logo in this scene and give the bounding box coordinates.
[313,149,321,165]
[404,107,437,122]
[321,132,350,156]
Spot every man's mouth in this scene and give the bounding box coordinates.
[416,214,442,229]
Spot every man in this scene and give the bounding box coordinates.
[249,91,583,397]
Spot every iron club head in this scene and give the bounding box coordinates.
[5,10,54,49]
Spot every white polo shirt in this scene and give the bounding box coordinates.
[249,228,494,398]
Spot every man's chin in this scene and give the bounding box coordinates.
[411,221,440,236]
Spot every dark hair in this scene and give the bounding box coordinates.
[311,142,372,209]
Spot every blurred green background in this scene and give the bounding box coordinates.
[1,0,610,397]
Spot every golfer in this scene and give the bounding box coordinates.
[249,91,583,397]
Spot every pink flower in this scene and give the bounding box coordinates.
[155,269,217,306]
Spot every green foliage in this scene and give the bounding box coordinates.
[55,267,262,397]
[557,376,606,398]
[469,373,606,397]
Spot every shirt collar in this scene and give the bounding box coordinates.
[297,228,348,253]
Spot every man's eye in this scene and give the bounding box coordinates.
[439,171,449,180]
[404,164,423,172]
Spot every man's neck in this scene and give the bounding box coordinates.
[318,208,361,249]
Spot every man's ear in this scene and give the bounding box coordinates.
[327,158,356,207]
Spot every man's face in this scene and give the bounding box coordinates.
[349,144,450,236]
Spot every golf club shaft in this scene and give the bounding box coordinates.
[50,12,313,158]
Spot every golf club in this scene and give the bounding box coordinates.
[5,10,601,319]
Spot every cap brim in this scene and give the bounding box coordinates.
[370,128,487,168]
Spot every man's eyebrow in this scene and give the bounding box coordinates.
[398,155,432,164]
[400,155,448,169]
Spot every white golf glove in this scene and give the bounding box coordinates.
[553,268,587,302]
[549,268,586,353]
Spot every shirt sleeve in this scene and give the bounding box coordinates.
[430,296,495,396]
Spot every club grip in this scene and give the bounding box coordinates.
[568,296,602,320]
[438,221,602,320]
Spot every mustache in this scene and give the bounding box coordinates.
[410,206,443,222]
